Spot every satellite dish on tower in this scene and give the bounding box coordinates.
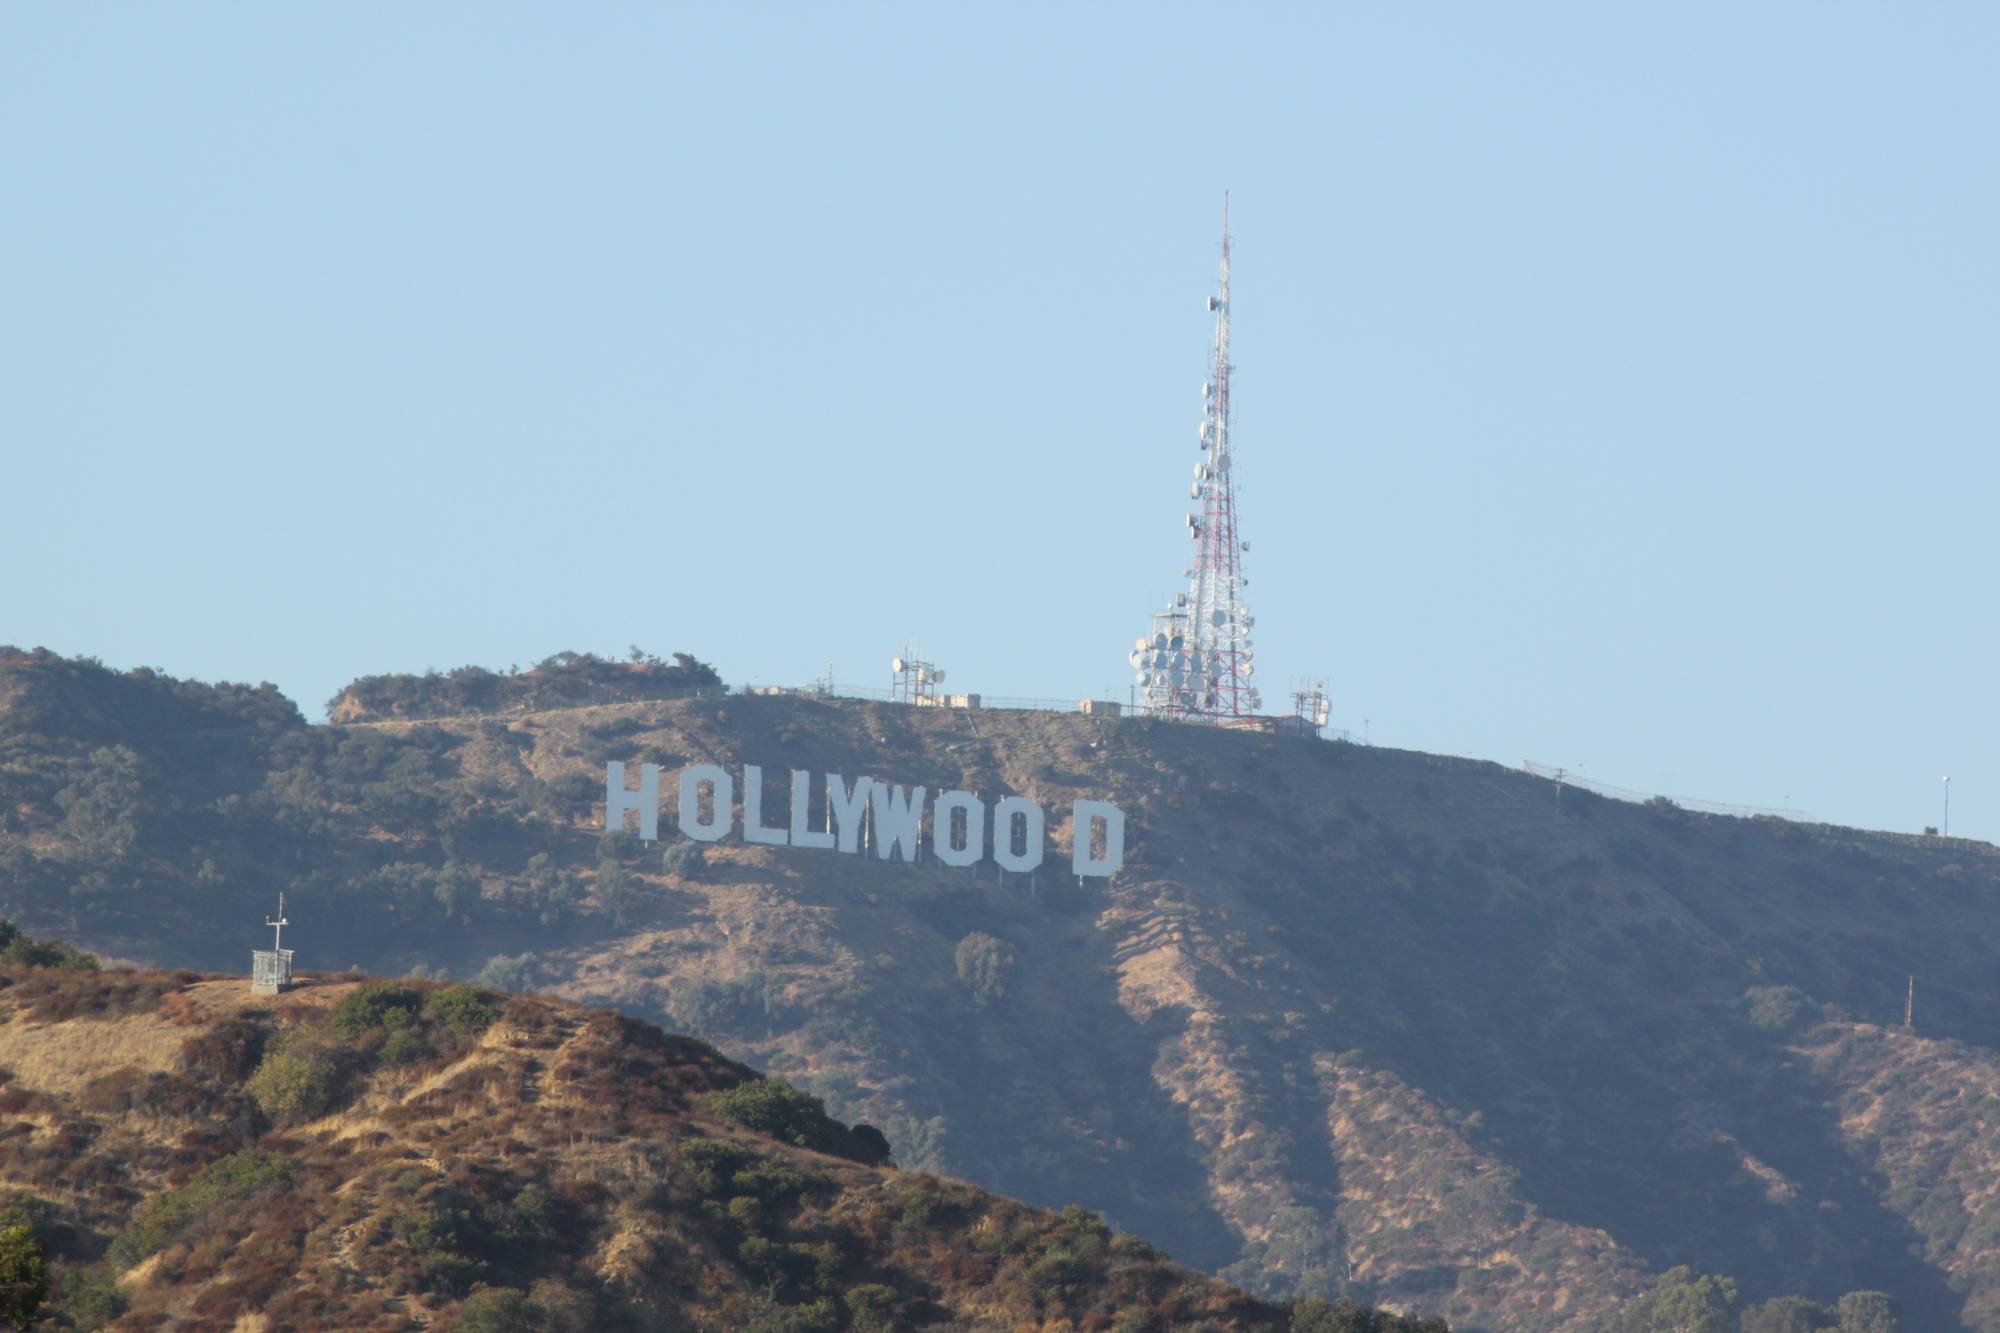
[891,658,906,673]
[932,669,946,684]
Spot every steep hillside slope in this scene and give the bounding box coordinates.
[5,648,1999,1329]
[0,955,1292,1331]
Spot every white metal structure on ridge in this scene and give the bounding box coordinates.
[1131,197,1261,721]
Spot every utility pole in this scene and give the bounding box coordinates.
[1942,775,1951,837]
[1554,767,1566,812]
[1906,975,1915,1030]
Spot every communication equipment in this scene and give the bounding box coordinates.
[1125,199,1266,726]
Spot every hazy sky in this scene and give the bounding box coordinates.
[3,5,1994,841]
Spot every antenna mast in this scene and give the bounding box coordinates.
[1132,195,1261,720]
[266,892,288,953]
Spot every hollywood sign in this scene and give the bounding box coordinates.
[606,761,1126,877]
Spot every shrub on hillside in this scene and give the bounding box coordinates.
[742,1294,840,1333]
[0,1225,48,1332]
[1746,985,1815,1034]
[53,1265,126,1327]
[451,1285,539,1332]
[473,952,542,994]
[1834,1292,1901,1332]
[0,1198,53,1254]
[332,982,425,1036]
[663,841,706,879]
[707,1078,841,1152]
[0,919,98,972]
[680,1139,758,1198]
[427,984,499,1032]
[1740,1296,1837,1332]
[595,863,645,927]
[327,650,722,723]
[178,1016,267,1082]
[843,1284,901,1333]
[1611,1265,1737,1333]
[108,1150,295,1268]
[953,932,1016,1008]
[246,1042,350,1123]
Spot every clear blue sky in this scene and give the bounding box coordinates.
[3,5,1994,840]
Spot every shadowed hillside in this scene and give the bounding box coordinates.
[3,647,1998,1329]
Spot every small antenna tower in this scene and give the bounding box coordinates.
[1131,195,1261,720]
[891,646,946,706]
[1291,679,1332,735]
[251,891,295,995]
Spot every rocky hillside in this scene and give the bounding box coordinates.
[3,647,1998,1329]
[0,949,1306,1331]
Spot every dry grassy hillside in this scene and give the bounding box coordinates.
[0,957,1289,1331]
[6,649,2000,1329]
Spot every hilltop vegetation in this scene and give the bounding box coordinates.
[4,647,2000,1328]
[326,648,723,724]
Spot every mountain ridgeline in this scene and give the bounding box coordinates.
[3,645,1999,1330]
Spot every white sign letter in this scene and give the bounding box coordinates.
[933,790,985,867]
[828,773,873,854]
[993,795,1045,872]
[790,769,834,850]
[1071,799,1125,877]
[605,761,660,842]
[678,764,733,842]
[870,782,925,863]
[743,765,789,845]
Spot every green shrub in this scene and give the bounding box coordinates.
[453,1285,541,1332]
[421,1252,488,1298]
[108,1150,295,1267]
[663,841,706,878]
[0,1196,53,1249]
[1746,985,1812,1033]
[396,1198,491,1296]
[1740,1296,1836,1332]
[844,1284,901,1333]
[331,981,423,1036]
[0,1226,47,1332]
[733,1159,820,1209]
[953,932,1016,1008]
[54,1264,126,1327]
[472,952,542,994]
[0,919,99,972]
[707,1078,840,1151]
[1026,1245,1089,1301]
[1834,1291,1901,1332]
[1613,1265,1737,1333]
[246,1045,348,1122]
[742,1294,839,1333]
[427,984,499,1032]
[896,1183,950,1234]
[680,1139,757,1198]
[380,1026,431,1066]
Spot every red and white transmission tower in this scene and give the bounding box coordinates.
[1131,197,1260,721]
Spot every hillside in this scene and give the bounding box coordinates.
[4,647,1999,1328]
[0,950,1311,1331]
[325,650,723,724]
